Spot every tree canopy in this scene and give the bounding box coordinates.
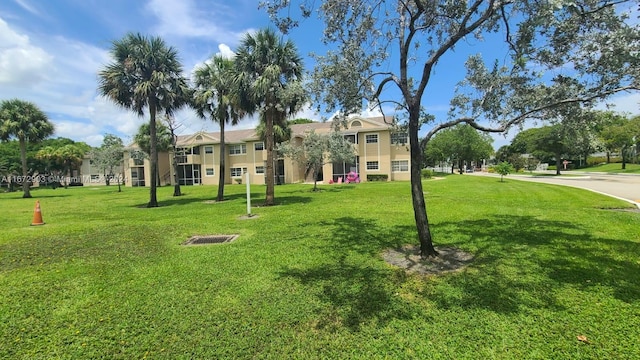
[234,28,307,206]
[98,32,191,207]
[0,99,55,197]
[424,124,493,173]
[193,55,245,201]
[279,129,356,191]
[91,134,125,188]
[133,122,172,156]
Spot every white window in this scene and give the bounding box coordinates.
[366,161,379,170]
[391,160,409,172]
[254,142,264,151]
[205,168,214,176]
[391,132,408,145]
[229,144,247,155]
[204,146,213,154]
[344,134,357,144]
[231,167,247,177]
[255,166,265,174]
[365,134,378,143]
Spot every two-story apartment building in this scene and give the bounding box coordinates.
[122,116,411,187]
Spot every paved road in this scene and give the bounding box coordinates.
[472,171,640,208]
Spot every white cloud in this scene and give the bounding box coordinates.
[0,17,52,87]
[14,0,41,17]
[53,120,103,146]
[146,0,244,42]
[598,92,640,116]
[0,2,264,148]
[217,43,235,59]
[293,104,321,121]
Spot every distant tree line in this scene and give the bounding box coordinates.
[496,111,640,174]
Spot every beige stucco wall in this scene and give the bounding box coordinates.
[122,117,412,187]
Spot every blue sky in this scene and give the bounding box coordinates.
[1,0,638,149]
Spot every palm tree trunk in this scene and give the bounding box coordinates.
[148,99,159,207]
[171,134,182,197]
[409,109,437,258]
[19,137,31,198]
[217,120,226,202]
[264,108,275,206]
[172,152,181,196]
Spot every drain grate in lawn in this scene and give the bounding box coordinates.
[182,234,239,245]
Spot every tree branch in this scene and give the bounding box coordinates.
[420,85,638,149]
[416,1,507,100]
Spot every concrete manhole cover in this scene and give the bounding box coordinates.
[182,234,238,245]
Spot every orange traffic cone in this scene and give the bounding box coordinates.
[31,200,45,226]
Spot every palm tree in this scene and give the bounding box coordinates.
[0,99,54,198]
[256,118,292,185]
[235,28,306,206]
[55,144,86,188]
[98,32,190,207]
[193,55,245,202]
[133,122,173,190]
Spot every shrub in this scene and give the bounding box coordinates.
[587,156,621,166]
[366,174,388,182]
[421,169,433,179]
[494,161,515,182]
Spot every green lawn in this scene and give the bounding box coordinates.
[1,177,639,359]
[575,162,640,174]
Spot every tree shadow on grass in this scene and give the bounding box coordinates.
[279,217,419,331]
[129,192,256,207]
[131,193,313,208]
[431,215,640,309]
[280,214,640,326]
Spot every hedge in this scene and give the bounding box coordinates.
[366,174,388,182]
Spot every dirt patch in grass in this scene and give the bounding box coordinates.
[382,245,474,275]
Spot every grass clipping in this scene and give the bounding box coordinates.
[382,245,474,275]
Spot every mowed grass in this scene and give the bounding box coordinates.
[575,162,640,174]
[1,177,639,359]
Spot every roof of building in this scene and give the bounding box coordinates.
[174,115,395,147]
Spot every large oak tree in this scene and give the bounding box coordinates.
[263,0,640,257]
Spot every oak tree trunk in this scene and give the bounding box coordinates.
[408,109,437,258]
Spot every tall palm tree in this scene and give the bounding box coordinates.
[55,144,86,188]
[0,99,54,198]
[235,28,306,206]
[193,55,245,202]
[133,121,173,190]
[98,32,190,207]
[36,143,87,188]
[256,118,292,185]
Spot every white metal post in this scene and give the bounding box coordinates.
[245,171,251,216]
